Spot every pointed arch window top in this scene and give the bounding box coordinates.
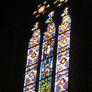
[24,0,71,91]
[58,7,71,34]
[29,22,40,48]
[45,11,55,24]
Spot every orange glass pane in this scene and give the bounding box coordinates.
[38,5,45,13]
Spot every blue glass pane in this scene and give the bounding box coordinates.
[40,57,54,79]
[41,39,55,60]
[39,77,52,92]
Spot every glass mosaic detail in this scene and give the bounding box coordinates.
[24,64,38,87]
[57,31,70,53]
[23,84,36,92]
[38,11,56,92]
[55,7,71,92]
[28,29,40,48]
[55,70,69,91]
[27,45,40,66]
[53,0,68,7]
[38,5,46,13]
[59,8,71,34]
[40,57,54,79]
[43,22,56,41]
[24,22,41,92]
[41,39,55,60]
[56,50,69,73]
[39,77,52,92]
[24,0,71,91]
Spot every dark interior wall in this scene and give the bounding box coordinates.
[0,2,33,92]
[1,0,92,92]
[70,0,92,92]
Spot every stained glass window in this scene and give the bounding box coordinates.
[27,45,40,66]
[24,22,40,92]
[38,11,56,92]
[24,84,36,92]
[56,50,69,73]
[55,70,69,91]
[28,29,40,48]
[43,23,56,41]
[55,7,71,92]
[40,57,54,79]
[39,77,52,92]
[24,0,71,92]
[41,39,55,60]
[24,64,38,86]
[57,31,70,53]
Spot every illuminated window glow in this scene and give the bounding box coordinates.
[55,7,71,92]
[41,39,55,60]
[24,64,38,86]
[24,22,40,92]
[38,5,46,13]
[43,24,56,41]
[24,1,71,92]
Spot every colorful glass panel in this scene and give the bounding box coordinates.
[55,7,71,92]
[24,64,38,87]
[55,70,69,91]
[38,5,46,13]
[24,22,40,92]
[57,31,70,53]
[39,77,52,92]
[23,84,36,92]
[59,12,71,34]
[43,22,56,41]
[27,45,40,66]
[56,50,69,73]
[41,39,55,60]
[28,29,40,48]
[40,57,54,79]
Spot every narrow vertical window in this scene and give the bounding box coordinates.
[55,7,71,92]
[38,11,56,92]
[23,0,71,92]
[24,22,41,92]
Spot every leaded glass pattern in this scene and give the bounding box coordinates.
[39,77,52,92]
[55,70,69,91]
[27,45,40,66]
[24,64,38,86]
[28,29,40,48]
[41,39,55,60]
[55,7,71,92]
[39,11,56,92]
[57,31,70,53]
[24,1,71,92]
[56,50,69,73]
[40,57,54,79]
[24,84,36,92]
[59,8,71,34]
[24,22,40,92]
[43,22,56,41]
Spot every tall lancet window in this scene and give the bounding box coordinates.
[39,11,56,92]
[55,7,71,92]
[23,0,71,92]
[24,22,41,92]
